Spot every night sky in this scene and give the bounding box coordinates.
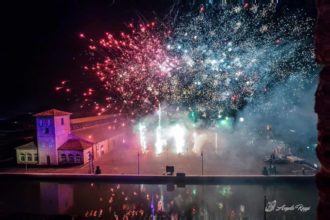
[0,0,174,118]
[0,0,315,118]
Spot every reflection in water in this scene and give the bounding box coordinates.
[40,183,73,215]
[0,181,317,219]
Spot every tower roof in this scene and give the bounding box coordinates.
[58,138,93,151]
[15,141,37,150]
[34,109,72,117]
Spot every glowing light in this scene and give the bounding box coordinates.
[192,188,197,195]
[192,131,198,154]
[155,105,165,154]
[170,124,186,154]
[139,123,147,153]
[240,205,245,213]
[219,186,232,197]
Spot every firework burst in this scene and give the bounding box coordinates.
[69,22,179,116]
[164,4,316,119]
[58,4,316,121]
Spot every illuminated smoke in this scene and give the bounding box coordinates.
[170,124,186,154]
[155,105,165,154]
[139,123,147,153]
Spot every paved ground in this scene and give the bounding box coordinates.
[0,145,317,175]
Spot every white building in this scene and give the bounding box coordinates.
[15,142,38,165]
[16,109,128,166]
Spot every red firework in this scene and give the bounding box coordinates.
[58,22,178,116]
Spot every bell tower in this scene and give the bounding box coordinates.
[34,109,71,165]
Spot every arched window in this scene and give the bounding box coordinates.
[76,154,81,163]
[20,153,25,162]
[27,153,32,161]
[68,154,74,163]
[61,154,67,163]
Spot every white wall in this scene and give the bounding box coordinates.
[16,149,38,164]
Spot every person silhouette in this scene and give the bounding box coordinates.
[95,166,102,174]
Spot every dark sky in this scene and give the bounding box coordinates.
[0,0,315,118]
[0,0,176,118]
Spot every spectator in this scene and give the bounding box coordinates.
[95,166,102,174]
[273,165,277,175]
[262,166,268,175]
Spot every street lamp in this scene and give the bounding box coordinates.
[88,152,94,174]
[201,151,204,176]
[264,195,267,220]
[25,152,27,172]
[137,151,140,175]
[215,132,218,154]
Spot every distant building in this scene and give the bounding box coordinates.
[16,109,128,166]
[15,142,38,165]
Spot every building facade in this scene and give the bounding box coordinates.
[16,109,127,166]
[15,142,38,165]
[35,110,71,165]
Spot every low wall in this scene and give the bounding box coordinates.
[0,173,316,185]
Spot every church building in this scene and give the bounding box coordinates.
[15,109,128,166]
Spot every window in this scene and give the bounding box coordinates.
[39,120,43,127]
[88,151,93,160]
[45,128,49,134]
[76,154,81,163]
[47,119,51,126]
[27,153,32,161]
[20,153,25,161]
[60,154,67,163]
[68,154,74,163]
[61,118,64,125]
[34,153,38,161]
